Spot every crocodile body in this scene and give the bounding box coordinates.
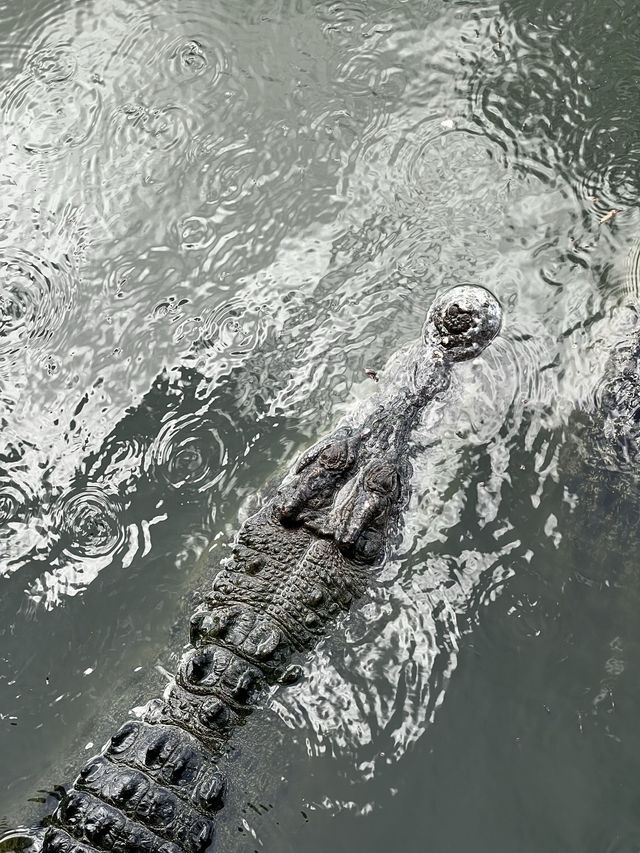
[20,286,502,853]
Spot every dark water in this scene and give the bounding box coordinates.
[1,0,640,850]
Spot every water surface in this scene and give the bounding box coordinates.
[1,1,640,851]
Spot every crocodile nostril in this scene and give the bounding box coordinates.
[425,285,501,361]
[276,501,302,527]
[442,304,474,334]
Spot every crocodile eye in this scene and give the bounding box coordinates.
[354,529,384,564]
[365,462,399,496]
[318,440,349,471]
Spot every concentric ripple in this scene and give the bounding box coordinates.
[588,332,640,475]
[145,411,234,493]
[0,474,33,533]
[184,296,265,360]
[197,138,265,209]
[153,0,234,89]
[0,249,75,367]
[28,43,77,83]
[166,36,217,82]
[96,98,194,220]
[109,102,192,155]
[0,830,38,851]
[5,0,640,847]
[1,42,101,158]
[335,51,406,103]
[54,486,126,559]
[175,214,217,252]
[579,118,640,211]
[0,463,39,573]
[461,1,640,217]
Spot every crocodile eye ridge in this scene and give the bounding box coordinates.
[364,462,399,496]
[318,440,349,471]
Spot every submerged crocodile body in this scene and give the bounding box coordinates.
[14,286,502,853]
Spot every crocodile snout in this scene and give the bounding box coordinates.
[426,284,502,361]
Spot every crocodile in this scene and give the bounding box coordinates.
[6,284,502,853]
[563,234,640,488]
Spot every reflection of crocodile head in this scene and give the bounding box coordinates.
[30,287,502,853]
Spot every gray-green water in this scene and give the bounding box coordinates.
[1,0,640,850]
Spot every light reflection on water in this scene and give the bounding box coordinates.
[1,0,640,851]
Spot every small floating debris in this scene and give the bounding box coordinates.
[599,209,618,224]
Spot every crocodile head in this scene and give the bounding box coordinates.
[275,284,502,565]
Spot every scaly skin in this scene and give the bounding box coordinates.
[25,285,502,853]
[558,301,640,563]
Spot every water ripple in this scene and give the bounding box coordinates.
[461,1,640,213]
[166,35,225,84]
[109,101,192,155]
[322,0,370,35]
[588,322,640,475]
[196,138,268,211]
[145,411,233,493]
[4,0,629,844]
[0,469,33,529]
[0,248,75,371]
[175,215,217,252]
[579,116,640,211]
[55,485,125,559]
[28,43,77,84]
[272,345,520,768]
[182,296,266,363]
[1,44,102,159]
[0,456,40,573]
